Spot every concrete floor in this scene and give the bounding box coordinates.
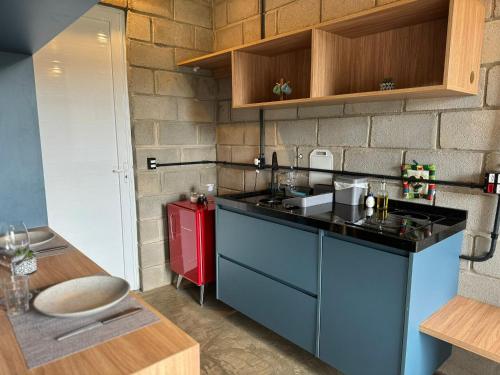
[142,283,341,375]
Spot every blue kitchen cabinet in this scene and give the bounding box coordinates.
[319,235,409,375]
[216,208,319,354]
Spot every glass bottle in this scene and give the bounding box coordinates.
[376,181,389,211]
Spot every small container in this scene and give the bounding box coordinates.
[334,176,368,206]
[376,182,389,210]
[14,256,37,276]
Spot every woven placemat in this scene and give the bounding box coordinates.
[8,295,160,369]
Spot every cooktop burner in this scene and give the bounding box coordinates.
[349,208,446,237]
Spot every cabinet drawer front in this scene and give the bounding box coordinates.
[320,236,408,375]
[218,256,317,354]
[217,208,318,294]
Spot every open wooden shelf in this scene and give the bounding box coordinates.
[420,296,500,364]
[179,0,485,109]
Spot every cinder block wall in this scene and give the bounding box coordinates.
[215,0,500,372]
[101,0,217,291]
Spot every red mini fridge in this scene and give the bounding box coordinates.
[167,199,215,305]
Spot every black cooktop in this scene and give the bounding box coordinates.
[215,191,468,252]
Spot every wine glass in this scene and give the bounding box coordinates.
[0,222,30,275]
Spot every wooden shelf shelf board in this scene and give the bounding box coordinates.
[420,296,500,364]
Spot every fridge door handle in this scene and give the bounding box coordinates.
[169,214,175,239]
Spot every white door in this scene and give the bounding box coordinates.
[34,5,139,289]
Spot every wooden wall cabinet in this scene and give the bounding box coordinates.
[179,0,485,109]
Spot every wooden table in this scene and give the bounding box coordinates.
[420,295,500,364]
[0,235,200,374]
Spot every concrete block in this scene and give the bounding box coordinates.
[137,194,179,220]
[129,41,175,70]
[243,16,261,44]
[218,167,245,190]
[406,68,486,111]
[138,220,161,244]
[195,76,217,100]
[458,270,500,307]
[244,122,276,146]
[218,187,241,195]
[245,169,271,192]
[174,48,204,64]
[214,1,227,28]
[322,0,375,21]
[277,119,317,145]
[231,107,260,122]
[217,124,245,144]
[162,169,200,193]
[405,150,484,184]
[277,0,320,33]
[344,148,403,176]
[215,23,243,50]
[473,234,500,279]
[136,172,161,195]
[486,65,500,107]
[298,146,343,170]
[228,0,259,23]
[482,20,500,64]
[153,18,195,48]
[318,117,369,147]
[181,146,216,162]
[265,0,294,11]
[264,107,297,121]
[140,241,167,268]
[298,104,343,119]
[129,0,173,18]
[345,100,403,114]
[217,101,231,123]
[217,145,232,162]
[231,145,259,163]
[200,166,217,186]
[155,71,194,97]
[135,147,180,170]
[440,110,500,151]
[485,152,500,171]
[371,113,438,149]
[435,191,496,232]
[141,263,171,291]
[177,98,215,122]
[195,27,213,52]
[127,11,151,41]
[100,0,127,7]
[174,0,212,29]
[129,67,154,94]
[199,124,216,144]
[159,122,197,145]
[265,146,297,167]
[217,78,232,100]
[133,120,156,146]
[131,95,177,120]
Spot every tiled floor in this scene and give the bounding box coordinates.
[142,283,340,375]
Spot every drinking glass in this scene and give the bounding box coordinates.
[0,222,31,275]
[1,275,30,316]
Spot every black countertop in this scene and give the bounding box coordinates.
[215,191,467,252]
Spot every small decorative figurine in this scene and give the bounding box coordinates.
[380,77,396,91]
[273,78,292,100]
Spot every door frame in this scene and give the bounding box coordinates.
[83,5,139,290]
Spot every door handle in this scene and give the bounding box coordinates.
[112,169,124,173]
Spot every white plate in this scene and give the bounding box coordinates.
[0,230,55,250]
[29,230,55,249]
[33,275,130,318]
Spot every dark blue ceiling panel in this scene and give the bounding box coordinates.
[0,0,99,54]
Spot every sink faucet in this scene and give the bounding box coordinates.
[271,151,279,196]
